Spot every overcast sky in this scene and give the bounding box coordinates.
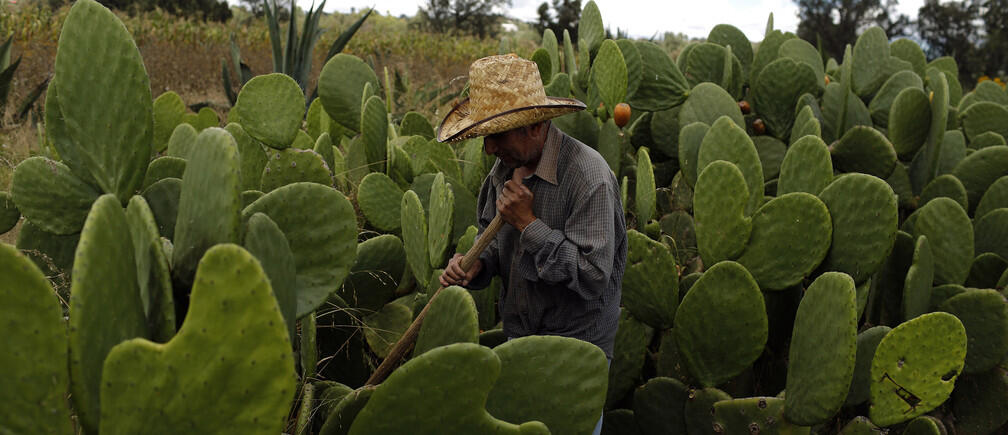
[309,0,926,41]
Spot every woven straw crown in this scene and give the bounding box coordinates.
[436,54,586,142]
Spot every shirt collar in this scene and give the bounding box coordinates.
[489,123,562,187]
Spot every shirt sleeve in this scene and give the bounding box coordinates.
[465,176,500,290]
[516,180,616,301]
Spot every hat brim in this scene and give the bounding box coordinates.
[436,96,586,142]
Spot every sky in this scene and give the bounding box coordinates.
[313,0,926,41]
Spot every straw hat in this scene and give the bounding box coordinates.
[437,54,586,142]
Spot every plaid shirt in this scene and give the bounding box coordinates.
[467,124,627,358]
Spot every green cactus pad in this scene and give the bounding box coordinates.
[320,386,376,435]
[902,417,944,434]
[338,234,405,313]
[714,397,809,434]
[679,83,744,131]
[413,286,479,357]
[99,244,295,434]
[14,223,78,293]
[708,24,753,78]
[360,95,388,170]
[838,416,883,434]
[681,42,743,98]
[852,27,891,97]
[952,367,1008,435]
[54,0,152,202]
[677,122,709,187]
[592,39,628,116]
[869,312,966,427]
[362,301,412,358]
[243,212,297,341]
[171,128,242,288]
[753,136,786,181]
[628,40,689,111]
[225,122,269,192]
[869,70,923,127]
[960,101,1008,143]
[314,132,335,171]
[616,39,642,100]
[785,272,857,425]
[790,105,822,145]
[401,137,462,182]
[684,387,731,435]
[607,308,654,407]
[965,252,1008,288]
[821,82,873,144]
[11,156,99,235]
[242,182,358,318]
[0,191,19,234]
[141,156,186,189]
[887,163,915,209]
[68,194,149,433]
[975,208,1008,260]
[697,116,764,214]
[319,54,379,134]
[290,129,314,150]
[817,173,898,284]
[971,131,1007,149]
[487,336,609,435]
[0,243,73,435]
[260,148,333,193]
[141,177,181,238]
[675,261,767,387]
[400,190,430,284]
[780,38,825,90]
[752,57,819,139]
[399,111,435,139]
[166,122,198,159]
[952,146,1008,214]
[831,126,898,178]
[919,174,968,210]
[427,173,454,269]
[901,236,934,322]
[750,29,793,86]
[632,377,688,434]
[887,87,931,158]
[460,138,489,194]
[911,197,974,285]
[736,193,832,290]
[891,39,927,78]
[846,326,891,407]
[778,135,833,195]
[152,91,186,153]
[350,343,549,434]
[596,118,620,175]
[125,196,175,342]
[622,230,679,330]
[694,161,751,266]
[635,147,656,224]
[938,289,1008,374]
[231,73,304,149]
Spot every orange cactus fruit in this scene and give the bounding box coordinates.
[753,118,766,135]
[614,103,631,128]
[738,100,752,114]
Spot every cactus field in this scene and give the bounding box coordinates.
[3,0,1008,433]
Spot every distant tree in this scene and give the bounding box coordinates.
[980,0,1008,76]
[917,0,983,80]
[794,0,912,61]
[535,0,580,42]
[97,0,233,21]
[418,0,512,38]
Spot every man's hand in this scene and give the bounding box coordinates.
[440,254,482,287]
[498,179,536,231]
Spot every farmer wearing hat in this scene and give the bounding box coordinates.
[438,54,627,432]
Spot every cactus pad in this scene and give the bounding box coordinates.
[919,174,968,211]
[679,83,745,131]
[232,73,304,149]
[608,308,654,407]
[171,128,242,288]
[938,289,1008,374]
[319,54,379,133]
[413,286,479,356]
[54,0,152,202]
[98,244,295,434]
[68,194,149,433]
[960,101,1008,143]
[125,196,175,342]
[628,40,689,111]
[846,326,891,407]
[675,261,767,387]
[633,377,688,434]
[401,190,430,284]
[242,182,358,318]
[714,397,808,434]
[778,135,833,195]
[831,126,898,178]
[817,173,898,284]
[735,192,832,290]
[152,91,186,152]
[338,234,405,313]
[11,156,99,235]
[141,156,186,189]
[698,116,764,214]
[869,312,966,426]
[684,387,731,435]
[427,173,454,269]
[225,122,269,192]
[166,122,198,159]
[141,177,181,238]
[951,145,1008,214]
[486,336,609,435]
[785,272,857,426]
[694,160,751,266]
[243,212,297,341]
[975,208,1008,260]
[350,343,550,434]
[0,243,73,435]
[621,230,679,329]
[260,148,333,192]
[752,57,819,139]
[887,87,931,158]
[902,235,934,321]
[0,191,19,234]
[952,367,1008,434]
[869,70,923,127]
[362,301,412,358]
[911,197,973,285]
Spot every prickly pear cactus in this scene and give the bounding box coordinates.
[674,261,767,387]
[338,234,406,313]
[99,244,296,434]
[938,289,1008,374]
[242,182,358,318]
[319,53,380,134]
[0,243,73,435]
[401,190,431,284]
[69,194,149,433]
[869,312,966,426]
[713,397,808,434]
[141,156,186,189]
[10,156,99,235]
[697,116,764,214]
[349,343,550,434]
[694,160,751,266]
[816,173,898,284]
[225,122,269,192]
[260,148,333,193]
[358,173,405,232]
[487,336,609,435]
[621,230,678,329]
[413,286,479,357]
[166,122,198,159]
[231,73,305,149]
[243,212,298,341]
[777,135,833,195]
[427,173,454,269]
[125,195,175,342]
[0,191,19,234]
[910,197,973,285]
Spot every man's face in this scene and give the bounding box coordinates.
[483,126,538,169]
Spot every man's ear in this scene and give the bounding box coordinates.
[528,121,549,140]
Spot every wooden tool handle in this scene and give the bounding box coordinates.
[365,214,505,386]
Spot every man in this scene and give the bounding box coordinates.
[437,54,627,432]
